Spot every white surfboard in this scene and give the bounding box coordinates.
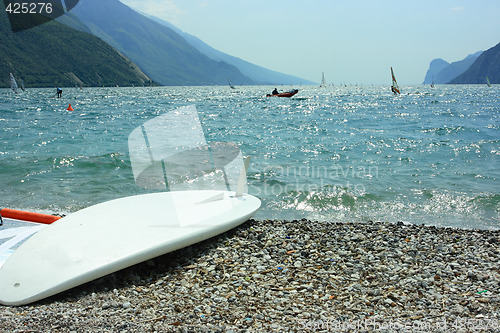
[0,190,260,306]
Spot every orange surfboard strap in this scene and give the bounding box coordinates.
[0,208,61,224]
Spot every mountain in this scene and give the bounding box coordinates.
[423,52,482,84]
[449,42,500,84]
[0,2,154,88]
[422,59,449,84]
[147,15,316,86]
[65,0,255,86]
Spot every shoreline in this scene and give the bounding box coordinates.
[1,219,499,332]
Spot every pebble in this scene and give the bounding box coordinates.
[0,219,499,332]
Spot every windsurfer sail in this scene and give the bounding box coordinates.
[320,72,327,88]
[9,73,18,93]
[486,76,491,87]
[390,67,400,95]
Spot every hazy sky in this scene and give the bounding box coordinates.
[119,0,500,85]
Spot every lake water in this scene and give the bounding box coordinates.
[1,85,498,229]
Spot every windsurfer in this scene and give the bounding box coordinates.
[57,87,62,98]
[391,85,398,95]
[272,88,279,95]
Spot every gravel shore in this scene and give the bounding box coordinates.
[1,219,499,332]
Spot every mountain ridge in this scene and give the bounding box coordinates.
[146,15,316,86]
[65,0,256,86]
[423,52,482,84]
[449,42,500,84]
[0,2,154,88]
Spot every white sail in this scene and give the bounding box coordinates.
[9,73,18,93]
[128,105,246,193]
[320,72,327,87]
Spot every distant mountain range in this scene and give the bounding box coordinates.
[2,0,312,88]
[146,15,314,86]
[0,2,154,88]
[423,42,500,84]
[63,0,251,86]
[423,52,482,84]
[63,0,313,86]
[450,42,500,84]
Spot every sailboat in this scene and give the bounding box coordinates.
[320,72,327,88]
[390,67,400,94]
[228,79,235,89]
[486,77,491,87]
[9,73,18,93]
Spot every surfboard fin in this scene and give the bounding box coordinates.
[235,156,251,197]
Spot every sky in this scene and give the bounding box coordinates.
[119,0,500,85]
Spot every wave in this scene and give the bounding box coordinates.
[253,185,499,230]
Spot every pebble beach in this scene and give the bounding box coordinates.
[0,219,499,332]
